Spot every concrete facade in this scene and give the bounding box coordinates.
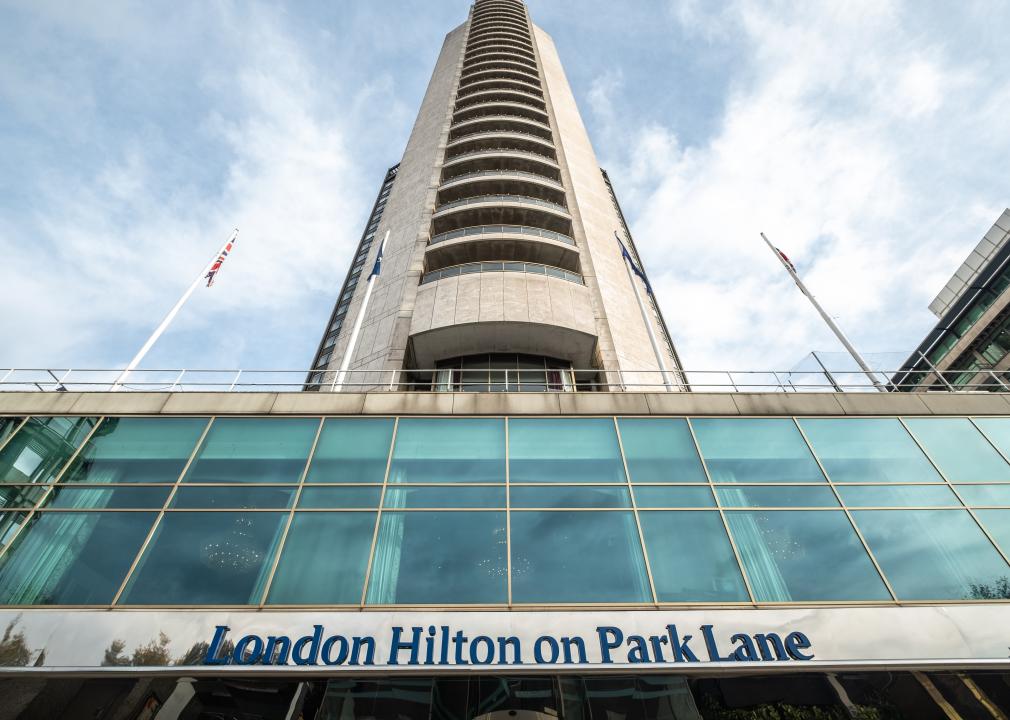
[315,0,682,390]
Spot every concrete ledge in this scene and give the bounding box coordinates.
[1,391,1009,417]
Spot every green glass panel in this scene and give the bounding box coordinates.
[725,511,889,601]
[365,511,506,604]
[305,418,394,483]
[956,485,1010,507]
[184,418,318,484]
[382,486,505,508]
[389,418,505,483]
[799,418,941,483]
[0,511,156,605]
[0,417,98,485]
[44,486,171,509]
[617,418,707,483]
[509,486,630,508]
[509,418,625,483]
[298,486,383,509]
[633,485,716,508]
[64,417,208,484]
[0,417,23,449]
[691,419,825,483]
[837,485,960,508]
[972,418,1010,460]
[0,512,27,552]
[904,418,1010,482]
[0,485,47,509]
[716,485,838,507]
[267,512,376,604]
[639,511,748,602]
[120,511,287,605]
[170,486,295,509]
[510,511,650,603]
[853,510,1010,600]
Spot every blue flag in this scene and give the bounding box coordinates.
[369,240,384,280]
[615,232,652,294]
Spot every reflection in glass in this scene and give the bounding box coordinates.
[566,674,700,719]
[973,418,1010,460]
[366,511,506,604]
[298,486,383,509]
[0,485,47,509]
[639,511,748,602]
[510,485,630,508]
[837,485,960,508]
[800,418,941,483]
[317,679,434,720]
[617,418,707,483]
[0,511,156,604]
[633,485,715,508]
[975,511,1010,571]
[0,417,23,449]
[725,511,889,601]
[854,510,1010,600]
[184,418,318,484]
[305,418,393,483]
[692,419,825,483]
[510,511,650,603]
[904,418,1010,482]
[45,486,171,509]
[268,512,376,604]
[63,417,207,484]
[509,418,625,483]
[389,419,504,483]
[0,417,97,485]
[382,486,505,508]
[121,512,286,605]
[716,486,838,508]
[171,486,295,509]
[956,485,1010,507]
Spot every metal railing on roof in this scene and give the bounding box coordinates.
[4,368,1010,393]
[5,367,1010,389]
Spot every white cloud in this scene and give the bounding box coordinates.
[604,0,1010,371]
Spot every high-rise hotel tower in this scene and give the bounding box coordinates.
[310,0,682,391]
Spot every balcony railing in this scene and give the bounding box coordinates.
[439,168,563,188]
[419,260,583,286]
[429,224,575,246]
[434,194,568,215]
[6,368,1010,393]
[447,128,553,148]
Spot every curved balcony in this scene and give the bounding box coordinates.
[457,78,543,99]
[466,41,535,61]
[435,193,568,217]
[438,169,565,197]
[461,65,540,85]
[445,132,555,161]
[468,31,533,48]
[431,200,572,236]
[426,225,579,273]
[473,8,526,20]
[466,42,536,60]
[421,261,583,287]
[449,115,552,142]
[453,100,548,125]
[456,89,546,113]
[470,19,529,36]
[463,52,537,72]
[441,150,561,183]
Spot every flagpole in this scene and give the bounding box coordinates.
[332,230,388,392]
[616,231,675,391]
[760,232,885,392]
[111,229,238,392]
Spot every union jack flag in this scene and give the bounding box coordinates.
[775,247,797,274]
[205,232,237,287]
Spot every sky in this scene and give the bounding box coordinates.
[1,0,1008,377]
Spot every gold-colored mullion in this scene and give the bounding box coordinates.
[900,417,1010,573]
[0,415,106,565]
[0,416,29,455]
[957,672,1009,720]
[359,417,399,607]
[685,417,758,606]
[968,416,1010,466]
[913,671,964,720]
[109,416,215,607]
[505,416,512,607]
[257,416,325,607]
[792,417,900,603]
[613,417,659,606]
